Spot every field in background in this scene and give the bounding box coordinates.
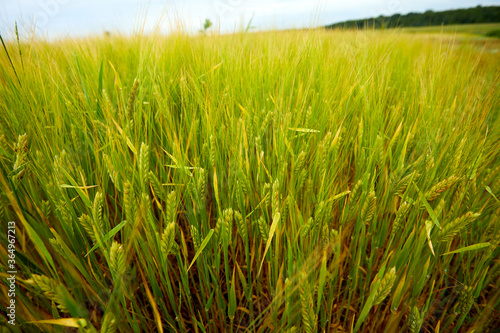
[401,22,500,38]
[0,28,499,332]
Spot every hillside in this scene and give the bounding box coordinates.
[326,5,500,29]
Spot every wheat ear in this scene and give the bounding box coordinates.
[110,241,126,277]
[30,275,70,313]
[408,306,423,333]
[258,216,269,242]
[438,212,480,242]
[299,272,316,333]
[126,78,139,122]
[161,222,176,257]
[373,267,396,305]
[101,312,118,333]
[361,191,377,224]
[139,142,149,190]
[391,201,410,238]
[425,175,459,201]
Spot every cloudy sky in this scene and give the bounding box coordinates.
[1,0,498,38]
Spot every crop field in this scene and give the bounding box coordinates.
[0,28,499,332]
[401,23,500,38]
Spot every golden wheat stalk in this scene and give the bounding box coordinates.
[300,217,314,238]
[93,191,104,230]
[258,216,269,242]
[58,201,75,237]
[293,151,307,178]
[12,133,28,171]
[452,138,466,173]
[281,194,290,223]
[234,210,247,240]
[455,285,474,317]
[395,171,419,196]
[141,193,155,227]
[166,190,177,223]
[49,238,68,259]
[148,171,163,200]
[299,272,316,333]
[161,222,176,257]
[191,225,200,252]
[214,217,223,241]
[438,212,480,242]
[197,168,207,198]
[408,306,423,333]
[104,153,120,188]
[101,312,118,333]
[223,208,234,243]
[12,133,28,183]
[123,181,137,224]
[321,225,339,250]
[41,200,51,218]
[373,267,396,305]
[314,201,326,232]
[126,78,139,122]
[272,179,280,217]
[348,179,363,209]
[361,191,377,224]
[449,180,467,216]
[102,88,115,115]
[262,182,271,208]
[210,135,216,168]
[297,169,308,191]
[425,175,459,201]
[139,142,149,189]
[391,201,410,238]
[29,275,70,313]
[110,241,126,277]
[79,213,96,242]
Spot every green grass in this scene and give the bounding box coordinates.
[0,27,499,332]
[402,22,500,38]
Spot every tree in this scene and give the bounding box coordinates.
[202,19,212,33]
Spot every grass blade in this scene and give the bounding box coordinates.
[442,243,490,256]
[85,221,127,257]
[187,229,214,272]
[258,212,280,277]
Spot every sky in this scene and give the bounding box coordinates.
[1,0,499,39]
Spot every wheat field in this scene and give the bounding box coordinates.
[0,27,499,332]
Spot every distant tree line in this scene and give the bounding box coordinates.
[325,6,500,29]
